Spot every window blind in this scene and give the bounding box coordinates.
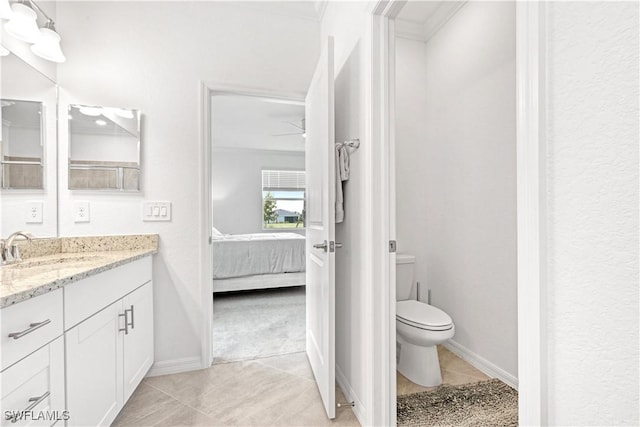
[262,170,305,191]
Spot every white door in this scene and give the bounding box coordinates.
[123,282,154,401]
[305,36,336,419]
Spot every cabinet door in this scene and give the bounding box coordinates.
[122,282,154,401]
[65,302,123,427]
[0,337,65,427]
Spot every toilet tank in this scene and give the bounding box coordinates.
[396,254,416,301]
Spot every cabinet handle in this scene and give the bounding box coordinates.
[8,319,51,340]
[119,312,129,335]
[126,305,134,330]
[8,391,50,423]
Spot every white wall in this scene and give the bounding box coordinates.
[545,2,639,425]
[56,1,319,369]
[396,1,518,380]
[212,148,304,235]
[394,38,427,295]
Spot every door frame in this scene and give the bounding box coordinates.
[199,82,306,368]
[369,2,547,426]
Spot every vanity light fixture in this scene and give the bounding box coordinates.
[2,0,65,63]
[79,106,103,117]
[30,20,65,63]
[4,2,40,43]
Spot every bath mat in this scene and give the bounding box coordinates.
[397,378,518,427]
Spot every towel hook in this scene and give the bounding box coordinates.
[336,138,360,149]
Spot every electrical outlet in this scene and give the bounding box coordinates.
[25,201,43,223]
[74,201,90,223]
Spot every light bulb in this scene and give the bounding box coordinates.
[4,3,40,44]
[31,26,65,63]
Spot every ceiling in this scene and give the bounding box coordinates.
[396,1,467,42]
[68,105,139,138]
[1,99,41,128]
[397,1,441,24]
[230,1,327,22]
[211,95,305,153]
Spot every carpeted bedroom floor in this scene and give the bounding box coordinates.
[212,286,306,364]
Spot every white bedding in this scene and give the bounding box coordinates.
[212,232,305,279]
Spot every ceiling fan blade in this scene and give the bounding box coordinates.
[272,131,304,137]
[284,120,305,132]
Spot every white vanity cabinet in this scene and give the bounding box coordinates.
[1,255,154,427]
[1,290,65,427]
[64,258,153,427]
[0,337,65,427]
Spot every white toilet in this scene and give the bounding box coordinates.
[396,254,455,387]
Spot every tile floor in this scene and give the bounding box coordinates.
[114,345,488,426]
[397,345,490,396]
[113,351,360,426]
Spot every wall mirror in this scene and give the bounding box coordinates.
[68,104,141,191]
[1,99,44,189]
[0,50,58,237]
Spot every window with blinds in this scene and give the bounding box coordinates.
[261,170,306,191]
[262,169,305,229]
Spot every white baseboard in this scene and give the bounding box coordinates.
[443,340,519,390]
[146,356,203,377]
[335,365,367,425]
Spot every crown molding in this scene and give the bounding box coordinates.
[396,1,468,43]
[314,0,328,22]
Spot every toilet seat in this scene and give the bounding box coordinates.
[396,300,453,331]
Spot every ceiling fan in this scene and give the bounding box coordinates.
[273,118,306,138]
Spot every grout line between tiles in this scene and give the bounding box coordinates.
[143,381,217,421]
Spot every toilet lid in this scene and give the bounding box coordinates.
[397,300,453,330]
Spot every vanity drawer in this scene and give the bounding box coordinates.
[0,336,65,426]
[64,257,151,330]
[1,290,63,372]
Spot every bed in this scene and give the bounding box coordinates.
[212,231,306,292]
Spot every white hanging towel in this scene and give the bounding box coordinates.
[335,144,350,223]
[339,145,350,180]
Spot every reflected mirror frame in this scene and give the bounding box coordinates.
[1,99,46,190]
[67,104,141,192]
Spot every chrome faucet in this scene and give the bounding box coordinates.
[1,231,34,265]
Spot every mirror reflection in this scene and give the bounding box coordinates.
[68,104,141,191]
[0,50,58,237]
[1,99,44,189]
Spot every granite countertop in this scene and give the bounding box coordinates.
[0,235,158,309]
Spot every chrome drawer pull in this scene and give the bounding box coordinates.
[9,391,50,423]
[8,319,51,340]
[126,305,134,329]
[119,312,129,335]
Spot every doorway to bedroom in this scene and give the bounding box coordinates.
[209,93,307,365]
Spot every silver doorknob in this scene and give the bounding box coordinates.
[335,242,343,249]
[313,241,328,252]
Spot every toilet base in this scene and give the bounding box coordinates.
[397,340,443,387]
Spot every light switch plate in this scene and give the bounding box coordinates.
[25,201,43,223]
[74,201,90,223]
[142,201,171,222]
